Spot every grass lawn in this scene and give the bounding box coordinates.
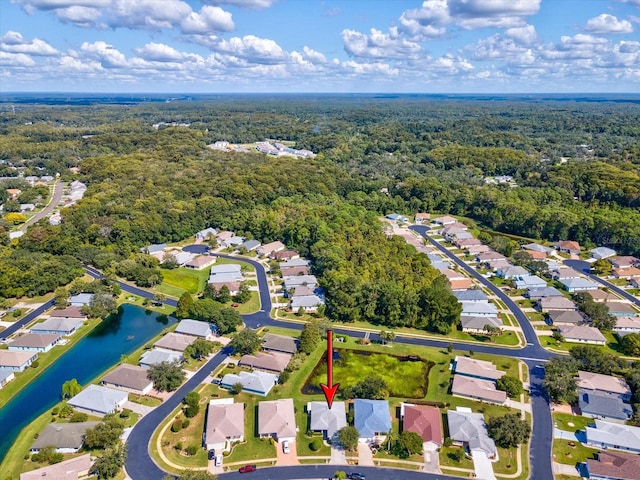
[128,393,163,407]
[553,413,593,432]
[527,312,546,322]
[304,348,432,399]
[439,446,474,470]
[517,299,536,308]
[158,267,210,297]
[553,439,598,466]
[161,406,208,468]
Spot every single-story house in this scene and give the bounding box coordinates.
[476,251,507,263]
[263,334,298,354]
[551,267,583,280]
[589,289,620,302]
[487,259,512,271]
[195,227,217,241]
[258,398,297,443]
[185,256,217,270]
[9,231,24,240]
[209,280,241,295]
[526,287,564,300]
[280,265,311,276]
[241,239,261,251]
[210,264,242,276]
[48,306,87,320]
[466,244,491,254]
[401,404,443,448]
[439,268,467,281]
[257,241,286,257]
[608,303,638,317]
[496,266,529,279]
[514,275,547,290]
[175,319,215,339]
[216,231,234,242]
[450,279,474,290]
[67,385,128,416]
[609,256,639,269]
[8,333,61,353]
[20,203,36,212]
[279,258,311,269]
[386,213,409,223]
[204,399,245,452]
[290,295,324,313]
[239,351,292,373]
[209,272,243,284]
[461,301,499,317]
[525,250,548,260]
[354,399,392,443]
[101,364,154,395]
[453,356,505,381]
[586,420,640,453]
[414,213,431,225]
[579,391,632,423]
[614,267,640,279]
[141,243,167,255]
[460,316,502,334]
[615,316,640,336]
[154,332,195,353]
[587,451,640,480]
[20,454,93,480]
[139,349,183,369]
[220,371,278,396]
[631,276,640,288]
[560,277,600,292]
[453,290,488,302]
[554,240,581,255]
[591,247,617,260]
[522,243,555,255]
[307,401,347,440]
[30,421,99,453]
[433,215,458,226]
[538,297,577,312]
[451,375,507,405]
[272,250,300,261]
[0,350,38,371]
[558,325,607,345]
[0,370,16,389]
[289,285,322,298]
[454,238,482,248]
[223,235,245,247]
[447,408,497,458]
[68,293,93,307]
[31,317,83,336]
[283,275,318,289]
[547,310,585,326]
[577,371,632,401]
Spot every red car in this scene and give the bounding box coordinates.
[239,465,257,473]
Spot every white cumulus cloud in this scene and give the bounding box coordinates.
[342,27,422,59]
[0,31,59,55]
[180,6,234,34]
[585,14,633,34]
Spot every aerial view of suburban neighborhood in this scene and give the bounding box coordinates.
[2,2,640,480]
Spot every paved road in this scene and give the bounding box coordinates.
[564,259,640,308]
[219,465,462,480]
[0,299,55,340]
[19,180,63,231]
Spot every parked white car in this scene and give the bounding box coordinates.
[282,440,290,454]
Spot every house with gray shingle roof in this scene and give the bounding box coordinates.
[460,316,502,334]
[514,275,547,290]
[30,421,99,453]
[139,349,183,369]
[559,277,600,292]
[0,370,15,389]
[263,334,298,354]
[447,407,497,458]
[220,370,278,396]
[526,287,564,299]
[175,319,215,339]
[558,325,606,345]
[496,266,529,279]
[308,401,347,440]
[451,375,507,405]
[154,332,195,352]
[579,391,632,423]
[547,310,585,326]
[67,385,128,416]
[591,247,616,260]
[101,364,153,395]
[453,290,488,302]
[31,317,83,336]
[69,293,93,307]
[241,239,261,251]
[586,420,640,453]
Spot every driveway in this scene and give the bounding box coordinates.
[357,443,374,466]
[330,443,347,465]
[471,451,496,480]
[123,401,155,417]
[423,443,440,474]
[276,440,299,466]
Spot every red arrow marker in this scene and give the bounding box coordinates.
[320,329,340,409]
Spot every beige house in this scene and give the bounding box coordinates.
[258,398,297,443]
[101,364,154,395]
[20,454,93,480]
[204,399,245,452]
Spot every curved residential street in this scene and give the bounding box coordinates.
[19,180,63,231]
[116,240,557,480]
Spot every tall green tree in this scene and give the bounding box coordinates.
[337,426,359,452]
[299,321,321,354]
[229,329,261,355]
[175,292,194,318]
[487,414,531,448]
[61,378,81,399]
[146,361,185,392]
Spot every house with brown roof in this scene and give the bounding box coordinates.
[154,332,195,352]
[20,454,93,480]
[258,398,297,443]
[577,371,631,401]
[587,451,640,480]
[608,303,638,318]
[487,259,512,271]
[30,421,99,453]
[554,240,581,255]
[101,364,154,395]
[8,333,61,353]
[262,333,298,354]
[615,316,640,336]
[453,356,505,381]
[185,255,217,270]
[451,375,507,405]
[551,267,582,280]
[0,350,38,371]
[48,306,87,320]
[558,325,607,345]
[256,241,286,257]
[210,281,241,296]
[538,297,577,312]
[449,278,474,290]
[454,238,482,248]
[272,250,300,261]
[547,310,585,326]
[204,399,245,452]
[609,256,639,269]
[476,251,507,263]
[414,213,430,224]
[239,351,291,373]
[280,265,310,276]
[525,249,548,260]
[589,289,620,302]
[466,244,491,254]
[401,404,443,448]
[614,267,640,279]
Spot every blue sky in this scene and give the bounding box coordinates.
[1,0,639,93]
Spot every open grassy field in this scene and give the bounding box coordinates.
[158,267,210,296]
[304,349,432,398]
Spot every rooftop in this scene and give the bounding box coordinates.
[101,364,153,391]
[206,401,245,444]
[454,356,505,380]
[258,398,297,438]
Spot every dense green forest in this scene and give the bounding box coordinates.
[1,96,639,330]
